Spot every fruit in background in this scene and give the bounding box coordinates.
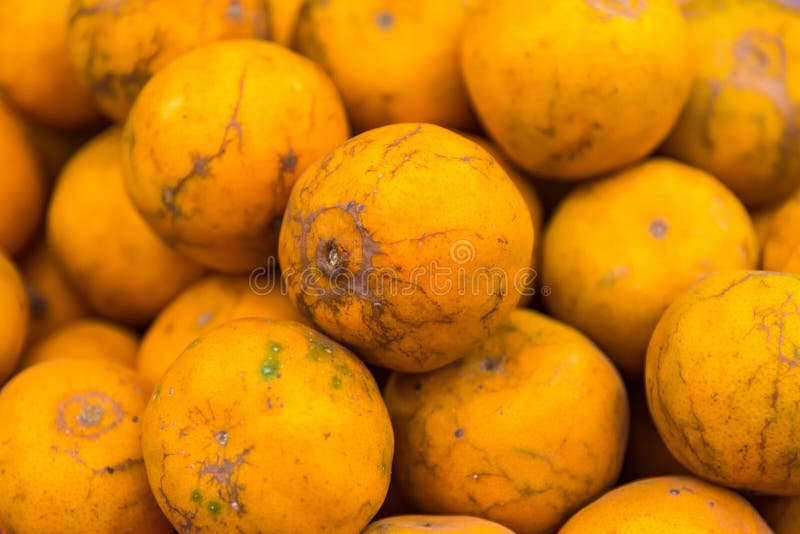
[0,252,29,384]
[663,0,800,207]
[364,515,515,534]
[647,271,800,495]
[751,198,788,264]
[137,273,309,388]
[295,0,478,132]
[122,39,349,273]
[271,0,304,46]
[0,0,99,128]
[0,358,171,534]
[558,476,772,533]
[279,123,534,372]
[21,243,88,346]
[142,318,393,533]
[385,309,628,534]
[67,0,272,122]
[19,319,138,370]
[0,102,46,256]
[461,0,690,179]
[763,189,800,273]
[23,118,102,186]
[754,495,800,534]
[543,158,757,376]
[47,128,205,327]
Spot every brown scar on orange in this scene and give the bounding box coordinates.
[55,391,124,439]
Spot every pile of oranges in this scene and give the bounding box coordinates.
[1,1,799,533]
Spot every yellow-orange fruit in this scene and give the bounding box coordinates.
[0,251,28,384]
[67,0,272,121]
[279,123,534,372]
[755,495,800,534]
[48,127,205,327]
[295,0,477,132]
[23,118,99,185]
[0,0,99,128]
[271,0,304,46]
[0,358,171,534]
[0,101,46,256]
[385,309,628,534]
[142,318,393,533]
[137,273,308,388]
[647,270,800,495]
[461,0,690,179]
[763,190,800,273]
[122,39,349,272]
[558,476,772,533]
[20,319,138,370]
[751,199,787,265]
[543,158,758,376]
[662,0,800,207]
[364,515,515,534]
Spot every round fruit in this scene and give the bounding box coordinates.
[295,0,477,132]
[558,476,772,533]
[385,309,628,534]
[20,319,138,370]
[67,0,272,121]
[48,127,205,327]
[461,0,690,179]
[122,39,349,272]
[662,0,800,207]
[647,270,800,495]
[137,273,308,388]
[0,251,28,384]
[364,515,515,534]
[142,318,393,533]
[271,0,304,46]
[751,199,787,262]
[279,123,534,372]
[763,190,800,273]
[0,358,171,534]
[543,158,757,376]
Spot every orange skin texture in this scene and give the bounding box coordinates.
[294,0,478,132]
[0,358,172,534]
[0,102,46,256]
[278,123,534,372]
[142,318,393,533]
[47,127,205,327]
[384,309,628,534]
[122,39,350,273]
[137,273,309,388]
[763,190,800,273]
[270,0,304,46]
[461,0,690,179]
[364,515,515,534]
[663,0,800,207]
[0,251,28,384]
[20,243,88,346]
[66,0,272,122]
[558,476,773,533]
[543,158,758,376]
[0,0,99,128]
[754,495,800,534]
[646,270,800,495]
[20,319,139,370]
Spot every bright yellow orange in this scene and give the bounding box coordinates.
[142,318,393,533]
[559,476,772,533]
[461,0,690,179]
[543,158,758,376]
[647,270,800,495]
[364,515,515,534]
[0,358,171,534]
[122,39,349,272]
[279,123,534,372]
[137,273,308,388]
[47,127,205,327]
[763,189,800,273]
[385,309,628,534]
[0,251,28,384]
[295,0,478,132]
[67,0,272,121]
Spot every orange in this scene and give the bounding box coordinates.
[543,158,758,376]
[142,318,393,533]
[122,39,349,272]
[271,0,304,46]
[47,127,205,327]
[754,495,800,534]
[384,309,628,534]
[751,199,788,265]
[364,515,515,534]
[763,189,800,273]
[0,251,28,384]
[647,270,800,495]
[461,0,690,179]
[559,476,772,533]
[279,123,534,372]
[0,358,171,534]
